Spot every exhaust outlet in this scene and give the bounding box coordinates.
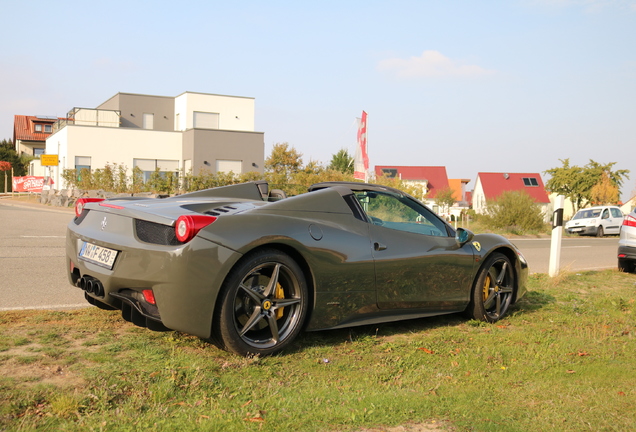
[86,278,96,294]
[92,280,104,297]
[76,276,105,297]
[77,277,88,290]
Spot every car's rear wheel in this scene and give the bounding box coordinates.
[466,253,515,323]
[618,258,635,273]
[596,226,604,237]
[213,249,308,356]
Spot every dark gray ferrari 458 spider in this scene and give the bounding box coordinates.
[66,181,528,356]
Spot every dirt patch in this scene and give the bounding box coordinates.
[347,421,453,431]
[2,357,86,388]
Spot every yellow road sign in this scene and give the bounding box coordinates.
[41,155,59,166]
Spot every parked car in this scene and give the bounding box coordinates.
[564,206,624,237]
[618,208,636,273]
[66,181,528,356]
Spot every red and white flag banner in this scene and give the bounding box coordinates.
[354,111,369,181]
[12,176,49,193]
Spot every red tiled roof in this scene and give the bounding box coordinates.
[477,172,550,203]
[375,165,449,198]
[13,115,60,142]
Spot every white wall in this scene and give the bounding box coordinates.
[46,125,182,189]
[174,92,254,132]
[472,177,486,214]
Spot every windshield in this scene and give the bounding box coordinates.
[573,209,601,220]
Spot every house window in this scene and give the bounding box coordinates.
[216,160,242,174]
[193,111,219,129]
[522,177,539,187]
[34,124,42,132]
[381,168,398,178]
[34,148,45,157]
[142,113,154,130]
[44,124,52,133]
[75,156,92,179]
[134,158,179,182]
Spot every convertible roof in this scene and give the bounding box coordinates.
[178,181,269,201]
[309,181,406,196]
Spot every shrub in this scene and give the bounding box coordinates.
[483,190,545,232]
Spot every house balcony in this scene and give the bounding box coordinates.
[53,108,121,133]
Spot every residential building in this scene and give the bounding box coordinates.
[45,91,264,189]
[473,172,551,217]
[375,165,450,199]
[620,196,636,215]
[374,166,470,219]
[448,178,471,205]
[13,115,64,157]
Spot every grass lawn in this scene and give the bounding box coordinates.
[1,270,635,431]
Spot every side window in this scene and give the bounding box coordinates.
[602,209,609,219]
[355,191,448,237]
[611,208,622,218]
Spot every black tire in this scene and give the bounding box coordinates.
[213,249,308,356]
[618,259,635,273]
[467,252,515,323]
[596,226,604,237]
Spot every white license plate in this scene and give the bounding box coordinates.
[79,242,118,269]
[572,228,582,232]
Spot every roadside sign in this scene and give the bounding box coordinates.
[41,155,59,166]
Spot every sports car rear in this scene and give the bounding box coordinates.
[67,200,241,338]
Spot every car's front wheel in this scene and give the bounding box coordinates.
[596,226,604,237]
[466,253,515,323]
[213,249,308,356]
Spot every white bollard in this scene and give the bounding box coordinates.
[549,195,565,277]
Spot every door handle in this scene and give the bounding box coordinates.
[374,242,387,251]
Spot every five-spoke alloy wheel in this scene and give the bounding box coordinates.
[467,252,516,323]
[213,249,308,356]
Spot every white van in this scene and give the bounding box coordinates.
[565,206,624,237]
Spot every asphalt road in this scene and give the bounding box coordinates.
[0,199,85,311]
[511,236,619,274]
[0,199,621,311]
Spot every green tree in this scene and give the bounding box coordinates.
[544,159,629,212]
[328,149,354,174]
[265,142,303,185]
[435,187,456,215]
[0,139,31,192]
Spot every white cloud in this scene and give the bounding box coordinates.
[377,50,496,79]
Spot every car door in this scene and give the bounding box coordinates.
[605,208,624,235]
[355,191,475,311]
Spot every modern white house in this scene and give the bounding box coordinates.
[44,91,265,189]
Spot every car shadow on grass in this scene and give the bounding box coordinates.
[513,289,556,313]
[292,291,557,353]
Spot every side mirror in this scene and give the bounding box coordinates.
[455,227,474,247]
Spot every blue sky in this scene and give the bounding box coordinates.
[2,0,635,199]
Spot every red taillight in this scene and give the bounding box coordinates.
[142,289,156,305]
[175,215,217,243]
[75,198,105,217]
[623,214,636,228]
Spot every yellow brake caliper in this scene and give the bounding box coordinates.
[275,283,284,319]
[482,275,491,302]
